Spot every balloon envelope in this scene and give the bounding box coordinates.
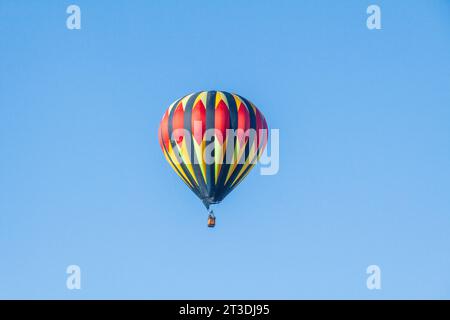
[158,91,268,209]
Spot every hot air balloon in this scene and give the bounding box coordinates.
[158,91,268,227]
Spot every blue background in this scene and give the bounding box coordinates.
[1,0,449,299]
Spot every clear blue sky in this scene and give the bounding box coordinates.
[1,0,449,299]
